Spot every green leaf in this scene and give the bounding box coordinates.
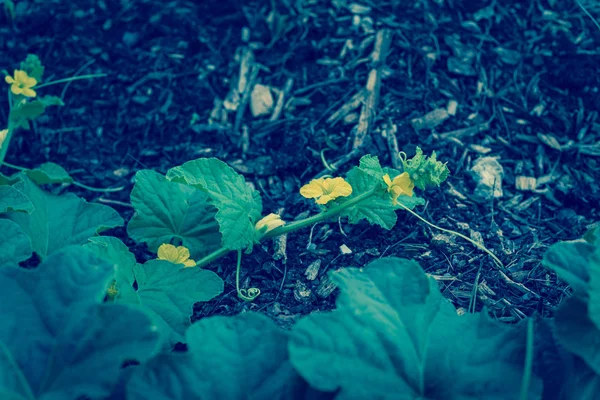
[542,239,592,297]
[0,220,32,267]
[127,169,222,259]
[25,162,73,185]
[554,297,600,375]
[19,54,44,82]
[562,356,600,400]
[166,158,262,251]
[127,313,310,400]
[119,260,223,344]
[402,147,450,190]
[289,257,542,399]
[0,186,33,213]
[9,101,45,123]
[84,236,137,298]
[37,95,64,107]
[341,156,425,229]
[2,175,123,259]
[0,246,161,399]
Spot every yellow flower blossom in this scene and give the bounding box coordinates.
[300,177,352,205]
[5,70,37,97]
[255,213,285,234]
[107,280,119,298]
[157,243,196,267]
[383,172,414,204]
[0,129,8,149]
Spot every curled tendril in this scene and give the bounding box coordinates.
[398,151,407,163]
[239,287,261,301]
[235,249,261,302]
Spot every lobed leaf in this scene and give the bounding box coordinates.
[289,257,542,399]
[0,220,32,267]
[127,169,222,259]
[166,158,262,251]
[2,175,123,259]
[119,260,224,345]
[0,246,161,399]
[127,313,311,400]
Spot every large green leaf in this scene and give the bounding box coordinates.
[562,356,600,400]
[166,158,262,251]
[127,313,311,400]
[117,260,223,344]
[554,297,600,376]
[1,175,123,259]
[84,236,136,286]
[289,258,541,399]
[127,169,222,259]
[0,246,161,399]
[0,220,32,267]
[341,156,425,230]
[0,186,33,213]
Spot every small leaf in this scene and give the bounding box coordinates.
[0,185,33,213]
[402,147,450,190]
[341,158,425,229]
[25,162,73,185]
[19,54,44,82]
[3,175,123,259]
[122,260,223,344]
[0,219,32,267]
[38,95,64,107]
[127,313,310,400]
[127,169,222,259]
[166,158,262,251]
[9,100,45,123]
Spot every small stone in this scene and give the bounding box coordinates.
[470,157,504,201]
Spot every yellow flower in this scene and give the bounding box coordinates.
[255,213,285,234]
[300,177,352,205]
[5,70,37,97]
[107,280,119,298]
[383,172,415,204]
[0,129,8,149]
[157,243,196,267]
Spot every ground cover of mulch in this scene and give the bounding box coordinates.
[1,0,599,328]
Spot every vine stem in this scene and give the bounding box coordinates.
[0,161,125,193]
[34,73,107,89]
[395,201,505,269]
[195,188,379,268]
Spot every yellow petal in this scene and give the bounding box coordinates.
[4,75,14,84]
[183,259,196,267]
[10,85,23,96]
[24,76,37,87]
[157,243,179,262]
[255,213,285,233]
[328,177,352,198]
[22,88,36,98]
[299,179,325,199]
[14,70,27,83]
[175,246,191,264]
[316,194,333,204]
[382,174,392,188]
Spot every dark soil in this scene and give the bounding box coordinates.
[2,0,599,328]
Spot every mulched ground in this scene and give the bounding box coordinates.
[2,0,599,328]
